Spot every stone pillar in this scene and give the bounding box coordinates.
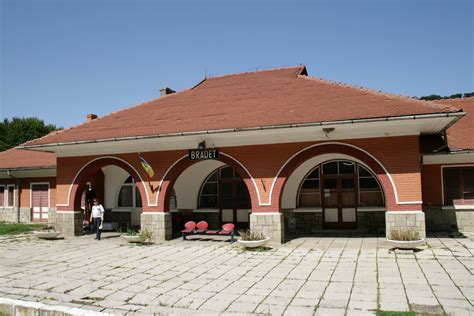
[55,211,83,237]
[141,212,172,242]
[250,212,285,245]
[385,211,426,239]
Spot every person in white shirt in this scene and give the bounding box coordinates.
[90,198,105,240]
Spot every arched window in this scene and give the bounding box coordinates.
[199,166,250,209]
[118,176,142,208]
[297,160,384,208]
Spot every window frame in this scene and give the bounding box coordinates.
[117,176,142,208]
[6,184,15,208]
[296,160,385,209]
[442,165,474,206]
[0,185,5,208]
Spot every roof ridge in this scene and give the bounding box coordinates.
[297,75,461,113]
[203,65,306,81]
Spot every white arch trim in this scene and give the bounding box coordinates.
[56,156,152,207]
[267,142,423,206]
[155,152,262,206]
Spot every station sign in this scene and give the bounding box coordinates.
[188,149,219,160]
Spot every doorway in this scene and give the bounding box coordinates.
[321,161,357,229]
[199,166,251,229]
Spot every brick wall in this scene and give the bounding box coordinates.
[56,135,422,213]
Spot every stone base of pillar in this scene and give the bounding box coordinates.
[141,212,172,242]
[55,211,83,237]
[385,211,426,239]
[250,212,284,245]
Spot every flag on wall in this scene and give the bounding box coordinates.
[139,155,154,180]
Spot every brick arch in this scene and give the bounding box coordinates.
[63,156,150,211]
[156,153,259,212]
[271,143,399,211]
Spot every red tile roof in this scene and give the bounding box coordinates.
[434,97,474,150]
[0,148,56,170]
[22,66,460,147]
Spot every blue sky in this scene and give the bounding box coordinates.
[1,0,472,128]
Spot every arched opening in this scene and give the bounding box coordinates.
[68,157,148,233]
[168,160,252,235]
[296,160,384,229]
[198,166,251,229]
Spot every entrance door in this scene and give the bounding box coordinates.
[32,184,49,222]
[322,161,357,229]
[219,177,250,229]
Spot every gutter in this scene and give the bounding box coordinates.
[17,111,465,150]
[6,170,21,224]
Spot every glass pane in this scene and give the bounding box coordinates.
[236,181,251,209]
[200,195,218,208]
[323,162,338,175]
[324,178,337,189]
[360,191,384,207]
[8,187,14,207]
[463,168,474,191]
[236,181,252,209]
[118,186,133,207]
[324,191,338,207]
[169,189,177,209]
[444,168,461,204]
[342,191,356,207]
[135,187,142,208]
[302,179,320,189]
[359,166,372,177]
[220,167,234,179]
[207,171,218,182]
[299,193,320,207]
[220,182,233,209]
[339,161,355,174]
[360,178,380,190]
[307,168,319,179]
[342,178,355,189]
[202,183,218,194]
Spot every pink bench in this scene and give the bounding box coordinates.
[181,221,235,242]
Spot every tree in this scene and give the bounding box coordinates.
[0,117,61,151]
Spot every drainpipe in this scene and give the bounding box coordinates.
[7,170,21,223]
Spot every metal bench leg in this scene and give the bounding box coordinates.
[231,232,235,243]
[182,233,186,240]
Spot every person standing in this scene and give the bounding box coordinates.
[90,198,105,240]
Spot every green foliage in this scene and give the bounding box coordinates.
[0,222,47,235]
[0,117,61,151]
[125,228,139,236]
[419,92,474,101]
[238,229,266,241]
[419,94,443,101]
[388,229,421,241]
[138,228,153,243]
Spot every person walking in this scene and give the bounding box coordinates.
[90,198,105,240]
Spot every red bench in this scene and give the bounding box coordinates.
[181,221,235,242]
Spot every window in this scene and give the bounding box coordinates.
[6,185,14,207]
[443,167,474,205]
[198,166,250,209]
[358,165,384,207]
[0,186,4,207]
[118,176,142,208]
[298,167,321,207]
[169,189,177,210]
[297,161,384,208]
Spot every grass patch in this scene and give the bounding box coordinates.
[377,311,416,316]
[0,222,47,235]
